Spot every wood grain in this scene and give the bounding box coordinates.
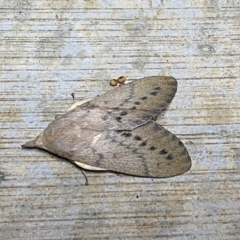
[0,1,239,239]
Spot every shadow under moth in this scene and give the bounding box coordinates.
[22,76,191,179]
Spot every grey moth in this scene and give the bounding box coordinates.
[22,76,191,178]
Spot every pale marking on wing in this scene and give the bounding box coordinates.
[91,133,103,146]
[68,98,92,111]
[74,161,107,171]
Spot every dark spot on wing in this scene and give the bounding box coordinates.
[159,149,168,155]
[122,132,132,137]
[67,151,75,158]
[132,149,137,154]
[153,124,162,131]
[120,111,128,116]
[160,129,170,136]
[95,153,104,167]
[140,140,147,147]
[134,135,142,141]
[140,96,147,100]
[179,141,183,146]
[150,91,158,96]
[171,134,176,141]
[154,87,160,90]
[134,101,141,105]
[166,154,173,160]
[149,146,156,151]
[131,106,136,110]
[101,115,108,121]
[115,116,122,122]
[180,148,187,156]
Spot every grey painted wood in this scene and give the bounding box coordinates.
[0,1,239,239]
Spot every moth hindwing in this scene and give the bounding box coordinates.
[22,76,191,178]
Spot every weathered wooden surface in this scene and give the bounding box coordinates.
[0,1,240,239]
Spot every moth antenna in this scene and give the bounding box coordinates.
[21,139,36,148]
[80,169,89,185]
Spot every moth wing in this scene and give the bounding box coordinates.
[77,76,177,129]
[22,76,190,177]
[88,76,177,113]
[65,121,191,178]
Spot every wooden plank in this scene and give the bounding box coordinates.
[0,0,239,239]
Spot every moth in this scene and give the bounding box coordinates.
[22,76,191,178]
